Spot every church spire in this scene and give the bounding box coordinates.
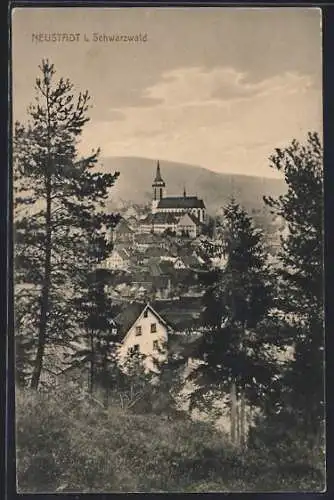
[183,185,187,198]
[154,160,164,183]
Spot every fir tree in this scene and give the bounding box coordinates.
[70,264,122,404]
[263,132,324,437]
[14,60,119,389]
[189,199,274,445]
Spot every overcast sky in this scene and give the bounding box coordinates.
[12,7,322,179]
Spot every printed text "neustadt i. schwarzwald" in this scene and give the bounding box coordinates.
[32,32,148,43]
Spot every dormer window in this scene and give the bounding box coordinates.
[143,309,148,318]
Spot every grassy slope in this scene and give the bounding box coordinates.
[15,388,325,493]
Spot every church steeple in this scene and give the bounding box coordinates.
[183,186,187,198]
[154,160,164,183]
[152,160,166,214]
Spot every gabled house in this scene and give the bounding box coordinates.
[101,248,130,270]
[173,257,187,270]
[116,302,173,371]
[173,255,200,270]
[139,212,178,235]
[112,218,134,244]
[176,212,200,238]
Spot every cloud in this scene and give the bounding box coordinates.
[79,66,322,178]
[141,66,314,106]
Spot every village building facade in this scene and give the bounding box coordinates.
[139,161,206,237]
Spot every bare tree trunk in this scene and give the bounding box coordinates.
[240,390,246,448]
[236,397,240,447]
[230,379,237,445]
[30,84,53,390]
[30,177,52,389]
[89,329,95,395]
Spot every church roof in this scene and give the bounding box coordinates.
[157,196,205,209]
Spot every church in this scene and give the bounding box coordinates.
[140,161,206,237]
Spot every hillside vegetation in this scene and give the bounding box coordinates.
[16,389,325,493]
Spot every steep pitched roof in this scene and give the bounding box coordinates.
[177,212,200,226]
[115,302,145,337]
[157,196,205,210]
[115,302,171,338]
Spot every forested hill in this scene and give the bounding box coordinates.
[102,156,286,214]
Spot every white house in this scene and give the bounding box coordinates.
[176,212,199,238]
[116,303,172,372]
[101,248,130,271]
[173,257,187,270]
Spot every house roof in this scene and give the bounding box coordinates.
[153,275,170,289]
[115,302,170,338]
[141,212,178,225]
[111,248,129,261]
[149,262,163,276]
[152,297,203,331]
[159,260,175,274]
[181,255,200,268]
[115,218,133,234]
[157,196,205,210]
[177,212,200,226]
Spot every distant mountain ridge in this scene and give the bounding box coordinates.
[101,156,286,215]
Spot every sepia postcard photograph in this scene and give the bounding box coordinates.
[11,5,325,493]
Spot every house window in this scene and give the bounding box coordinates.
[153,340,159,351]
[135,325,142,336]
[144,309,148,318]
[133,344,140,353]
[150,323,157,333]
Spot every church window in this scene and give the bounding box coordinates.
[160,188,163,198]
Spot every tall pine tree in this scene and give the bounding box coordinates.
[14,60,119,389]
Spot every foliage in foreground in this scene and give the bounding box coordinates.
[16,388,325,493]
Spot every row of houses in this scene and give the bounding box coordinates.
[100,245,206,272]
